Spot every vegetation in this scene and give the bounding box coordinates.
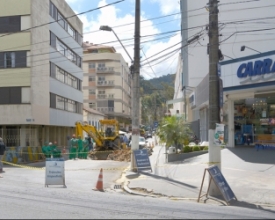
[193,146,200,152]
[157,115,193,149]
[140,74,175,125]
[203,146,208,151]
[183,145,192,153]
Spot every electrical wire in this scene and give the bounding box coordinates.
[0,0,125,38]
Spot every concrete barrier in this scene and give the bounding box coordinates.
[167,150,208,163]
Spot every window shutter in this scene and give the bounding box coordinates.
[15,51,27,68]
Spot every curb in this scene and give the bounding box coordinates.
[123,180,275,209]
[123,181,157,197]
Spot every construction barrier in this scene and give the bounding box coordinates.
[2,146,44,165]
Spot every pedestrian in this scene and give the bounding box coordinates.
[0,137,6,173]
[123,134,129,147]
[87,135,93,151]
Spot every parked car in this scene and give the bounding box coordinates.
[129,136,148,149]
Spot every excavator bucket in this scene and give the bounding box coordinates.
[89,151,113,160]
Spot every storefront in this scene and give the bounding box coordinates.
[220,50,275,147]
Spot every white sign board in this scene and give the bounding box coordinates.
[45,158,66,187]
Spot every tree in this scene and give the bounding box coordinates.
[157,115,193,149]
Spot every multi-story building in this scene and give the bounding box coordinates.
[0,0,83,148]
[82,42,132,130]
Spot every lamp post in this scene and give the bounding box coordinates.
[240,45,261,54]
[99,25,133,62]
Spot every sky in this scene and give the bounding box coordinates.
[65,0,275,84]
[65,0,182,80]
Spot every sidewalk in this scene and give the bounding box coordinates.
[124,145,275,208]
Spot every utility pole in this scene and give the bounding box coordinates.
[131,0,140,171]
[208,0,221,196]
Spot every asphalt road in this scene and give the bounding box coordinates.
[1,182,275,219]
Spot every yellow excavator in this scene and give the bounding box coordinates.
[75,119,122,160]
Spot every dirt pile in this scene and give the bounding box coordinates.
[107,149,132,162]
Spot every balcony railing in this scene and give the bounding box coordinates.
[96,67,115,73]
[97,94,106,99]
[97,107,114,113]
[97,80,115,86]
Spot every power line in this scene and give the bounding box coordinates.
[0,0,125,38]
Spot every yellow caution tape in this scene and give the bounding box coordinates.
[2,161,45,171]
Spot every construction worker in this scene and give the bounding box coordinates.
[69,134,78,160]
[51,141,61,158]
[77,135,83,159]
[82,137,89,159]
[42,141,51,158]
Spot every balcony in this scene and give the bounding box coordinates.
[96,67,115,73]
[97,94,106,99]
[97,107,114,113]
[97,80,115,87]
[97,94,115,99]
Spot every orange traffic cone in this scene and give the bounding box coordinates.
[94,168,104,192]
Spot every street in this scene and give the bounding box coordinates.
[1,182,275,219]
[1,143,275,219]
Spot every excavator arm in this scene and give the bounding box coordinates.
[75,122,103,147]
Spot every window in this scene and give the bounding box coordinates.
[66,100,76,112]
[89,89,96,95]
[50,93,82,113]
[0,16,20,33]
[98,63,105,68]
[68,25,75,38]
[0,51,27,69]
[56,68,65,83]
[49,1,57,20]
[98,76,105,81]
[50,1,83,45]
[89,63,95,69]
[66,74,77,89]
[0,87,23,104]
[89,76,95,82]
[51,32,82,68]
[98,90,105,95]
[4,52,15,68]
[57,39,66,56]
[57,12,67,29]
[89,102,96,109]
[56,96,65,110]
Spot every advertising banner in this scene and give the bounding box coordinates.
[214,123,225,146]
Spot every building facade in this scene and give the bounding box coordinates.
[0,0,83,148]
[82,42,132,131]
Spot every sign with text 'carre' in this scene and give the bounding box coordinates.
[133,149,152,172]
[45,158,66,187]
[207,165,236,203]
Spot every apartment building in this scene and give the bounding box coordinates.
[0,0,83,148]
[82,42,132,130]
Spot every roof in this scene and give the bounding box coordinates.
[83,108,106,117]
[83,41,116,53]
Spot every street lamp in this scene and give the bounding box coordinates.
[99,25,133,62]
[240,45,261,54]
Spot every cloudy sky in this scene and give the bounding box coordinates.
[65,0,182,80]
[65,0,275,84]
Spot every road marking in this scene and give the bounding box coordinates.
[224,167,246,172]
